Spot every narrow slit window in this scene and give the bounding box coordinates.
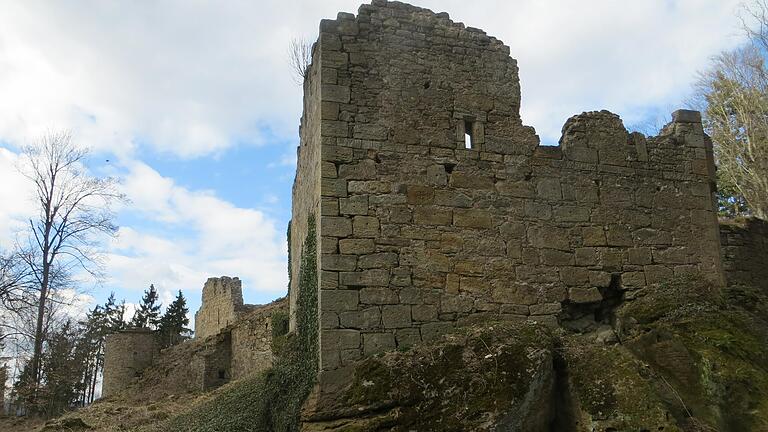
[464,120,474,149]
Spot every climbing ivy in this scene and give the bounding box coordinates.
[156,215,318,432]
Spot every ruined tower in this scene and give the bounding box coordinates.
[290,0,724,398]
[194,276,245,339]
[101,328,159,398]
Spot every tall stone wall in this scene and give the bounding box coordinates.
[194,276,245,339]
[720,218,768,289]
[289,46,323,332]
[290,0,724,396]
[102,328,159,398]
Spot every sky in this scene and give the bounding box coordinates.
[0,0,749,329]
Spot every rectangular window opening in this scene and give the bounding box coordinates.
[464,120,474,149]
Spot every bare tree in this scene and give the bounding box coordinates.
[14,131,124,404]
[288,37,313,84]
[692,2,768,219]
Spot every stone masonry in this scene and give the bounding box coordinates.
[102,328,159,398]
[194,276,247,339]
[290,0,725,397]
[720,218,768,290]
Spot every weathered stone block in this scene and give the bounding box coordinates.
[348,181,391,194]
[321,254,357,271]
[589,271,612,288]
[536,178,562,199]
[411,304,438,321]
[322,178,347,197]
[414,206,453,225]
[321,197,339,216]
[568,287,603,304]
[363,333,396,355]
[339,269,390,286]
[560,267,590,286]
[339,160,377,180]
[382,305,411,328]
[606,225,633,247]
[395,328,422,348]
[359,287,399,304]
[496,180,535,197]
[582,226,606,246]
[528,226,570,250]
[449,172,494,189]
[421,321,455,342]
[644,264,674,285]
[338,238,375,255]
[541,249,575,266]
[446,273,460,294]
[359,252,398,269]
[441,295,474,313]
[340,307,381,329]
[628,247,652,265]
[353,124,388,140]
[321,329,360,350]
[321,237,338,254]
[322,217,352,237]
[529,302,562,315]
[406,185,434,204]
[434,190,472,207]
[353,216,380,237]
[454,208,493,228]
[322,84,350,103]
[321,290,359,311]
[575,247,599,266]
[621,271,646,289]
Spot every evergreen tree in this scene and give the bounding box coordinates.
[104,292,127,332]
[130,284,162,329]
[38,320,86,416]
[157,290,191,348]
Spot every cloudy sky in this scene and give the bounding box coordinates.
[0,0,748,326]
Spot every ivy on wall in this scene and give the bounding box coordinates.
[157,215,318,432]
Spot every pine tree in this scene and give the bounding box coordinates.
[130,284,162,330]
[104,292,127,332]
[157,290,191,348]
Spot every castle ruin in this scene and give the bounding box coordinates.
[102,328,159,398]
[194,276,249,339]
[289,0,725,400]
[101,277,286,399]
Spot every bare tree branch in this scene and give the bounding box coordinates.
[288,37,313,85]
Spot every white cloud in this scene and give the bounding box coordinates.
[0,148,35,247]
[0,0,749,155]
[107,161,288,303]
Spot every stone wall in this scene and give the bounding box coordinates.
[231,300,285,380]
[194,276,245,339]
[102,298,288,401]
[290,0,724,396]
[720,218,768,289]
[102,328,159,398]
[289,47,323,332]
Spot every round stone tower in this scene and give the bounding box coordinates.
[102,328,158,398]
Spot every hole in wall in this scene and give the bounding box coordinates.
[423,81,431,89]
[464,120,474,149]
[218,369,226,379]
[443,163,456,174]
[524,173,532,181]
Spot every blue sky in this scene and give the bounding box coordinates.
[0,0,749,327]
